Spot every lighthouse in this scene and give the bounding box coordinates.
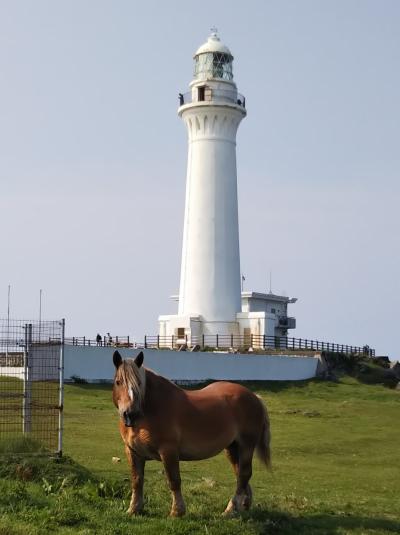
[178,29,245,336]
[159,31,297,346]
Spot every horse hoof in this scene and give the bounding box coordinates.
[127,507,143,516]
[222,509,238,518]
[169,509,185,518]
[222,498,238,517]
[242,496,252,511]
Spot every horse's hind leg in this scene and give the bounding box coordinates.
[223,441,254,516]
[125,445,145,515]
[224,442,240,515]
[160,450,186,517]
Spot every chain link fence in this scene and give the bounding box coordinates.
[0,319,64,456]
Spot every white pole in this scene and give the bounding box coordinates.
[6,285,10,365]
[39,289,42,342]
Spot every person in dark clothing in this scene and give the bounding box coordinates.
[107,332,113,346]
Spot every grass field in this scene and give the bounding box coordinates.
[0,376,399,534]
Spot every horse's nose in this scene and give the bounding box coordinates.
[122,410,132,426]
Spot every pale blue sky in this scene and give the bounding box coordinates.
[1,1,399,358]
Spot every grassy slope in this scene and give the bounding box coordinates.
[0,377,399,534]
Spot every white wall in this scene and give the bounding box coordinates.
[0,366,23,379]
[63,346,318,382]
[0,345,62,381]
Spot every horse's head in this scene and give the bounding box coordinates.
[112,350,146,427]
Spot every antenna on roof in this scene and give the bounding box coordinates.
[268,271,272,294]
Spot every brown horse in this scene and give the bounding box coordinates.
[112,350,271,517]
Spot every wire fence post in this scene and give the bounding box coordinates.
[22,323,32,434]
[58,319,65,457]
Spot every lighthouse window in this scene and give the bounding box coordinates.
[194,52,233,81]
[198,86,205,101]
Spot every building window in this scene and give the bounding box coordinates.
[271,308,276,314]
[198,86,205,101]
[177,327,185,338]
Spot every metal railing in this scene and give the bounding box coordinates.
[64,336,134,348]
[179,89,246,108]
[144,334,375,357]
[62,333,375,357]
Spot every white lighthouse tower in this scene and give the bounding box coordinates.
[178,29,246,336]
[159,30,245,340]
[159,31,297,346]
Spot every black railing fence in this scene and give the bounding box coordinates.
[64,336,133,348]
[62,334,375,357]
[144,334,375,357]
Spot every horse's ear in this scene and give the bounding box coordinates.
[134,351,144,368]
[113,350,122,369]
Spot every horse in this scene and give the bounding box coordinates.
[112,350,271,517]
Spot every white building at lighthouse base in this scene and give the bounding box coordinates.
[159,291,297,347]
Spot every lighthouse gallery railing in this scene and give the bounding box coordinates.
[179,89,246,108]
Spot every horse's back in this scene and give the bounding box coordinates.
[180,381,266,450]
[192,381,266,429]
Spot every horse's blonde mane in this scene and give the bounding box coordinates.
[117,359,146,408]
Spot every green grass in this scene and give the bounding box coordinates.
[0,377,399,534]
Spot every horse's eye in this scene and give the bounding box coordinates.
[115,380,121,386]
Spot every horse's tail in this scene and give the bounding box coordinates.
[255,395,272,470]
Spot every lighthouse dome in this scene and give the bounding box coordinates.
[193,30,234,81]
[195,30,233,57]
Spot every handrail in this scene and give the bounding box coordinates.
[143,334,375,357]
[179,89,246,108]
[60,333,375,357]
[64,336,134,348]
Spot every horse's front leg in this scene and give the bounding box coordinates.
[160,450,186,517]
[124,445,145,515]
